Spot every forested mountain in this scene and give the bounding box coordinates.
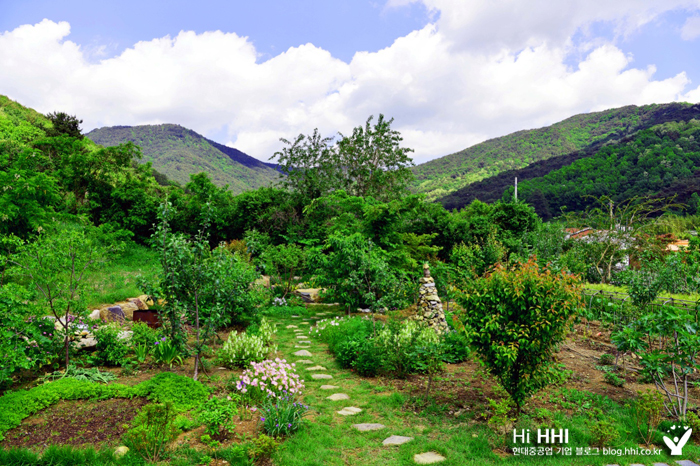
[86,124,280,193]
[413,102,699,200]
[439,113,700,219]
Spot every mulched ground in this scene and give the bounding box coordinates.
[1,397,149,451]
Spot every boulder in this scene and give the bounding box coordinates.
[114,446,129,459]
[88,309,102,321]
[294,288,324,303]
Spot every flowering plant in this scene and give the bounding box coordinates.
[234,358,304,403]
[258,395,310,437]
[153,336,184,367]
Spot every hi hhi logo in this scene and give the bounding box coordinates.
[663,425,692,456]
[513,429,569,444]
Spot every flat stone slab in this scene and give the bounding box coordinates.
[307,365,327,370]
[675,462,700,466]
[337,407,362,416]
[320,385,339,390]
[291,315,299,318]
[311,374,333,379]
[295,345,311,348]
[296,360,314,364]
[414,452,446,464]
[297,335,309,339]
[353,423,385,432]
[286,325,298,328]
[293,329,303,332]
[299,322,310,325]
[383,435,414,446]
[294,350,312,356]
[326,393,350,401]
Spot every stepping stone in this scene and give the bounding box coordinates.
[307,365,327,370]
[353,423,385,432]
[296,360,314,364]
[295,345,311,348]
[292,315,299,318]
[297,335,309,339]
[286,325,298,328]
[414,452,446,464]
[320,385,339,390]
[299,322,310,325]
[337,407,362,416]
[676,463,699,466]
[311,374,333,379]
[294,350,312,356]
[327,393,349,401]
[293,329,303,332]
[383,435,414,446]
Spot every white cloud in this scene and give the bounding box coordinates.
[681,15,700,40]
[1,5,699,165]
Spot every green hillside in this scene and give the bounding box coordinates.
[413,102,696,200]
[86,124,280,193]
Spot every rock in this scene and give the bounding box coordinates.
[294,288,324,303]
[311,374,333,379]
[414,452,446,464]
[320,385,339,390]
[114,446,129,459]
[326,393,349,401]
[294,350,312,356]
[299,322,310,325]
[296,360,314,364]
[295,345,311,349]
[88,309,102,321]
[291,315,299,318]
[383,435,413,446]
[353,423,385,431]
[286,325,298,328]
[129,298,148,310]
[297,335,309,339]
[337,407,362,416]
[307,365,326,370]
[117,330,133,341]
[410,263,449,334]
[74,337,97,350]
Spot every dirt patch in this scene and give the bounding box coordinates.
[1,397,149,451]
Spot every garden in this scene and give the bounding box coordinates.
[4,113,700,465]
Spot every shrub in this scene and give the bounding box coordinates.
[258,396,310,437]
[604,371,625,387]
[375,320,439,378]
[598,353,615,366]
[248,317,276,347]
[590,419,619,448]
[133,372,210,411]
[264,304,309,318]
[152,336,184,367]
[440,330,471,363]
[218,332,269,368]
[174,414,200,432]
[314,316,373,355]
[335,338,363,369]
[455,258,582,411]
[198,396,237,436]
[634,389,664,446]
[233,358,304,403]
[352,340,383,377]
[248,434,279,461]
[92,324,129,367]
[131,321,158,348]
[122,402,180,463]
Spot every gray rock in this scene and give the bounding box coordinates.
[88,309,101,320]
[337,407,362,416]
[286,325,298,328]
[311,374,333,379]
[675,462,700,466]
[320,385,339,390]
[383,435,414,446]
[326,393,349,401]
[353,423,385,431]
[295,345,311,348]
[294,350,312,356]
[299,322,310,325]
[117,330,133,341]
[296,360,314,364]
[297,335,309,339]
[307,365,326,370]
[414,452,446,464]
[74,337,97,350]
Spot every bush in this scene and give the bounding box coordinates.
[375,320,439,378]
[314,316,373,356]
[634,389,663,446]
[246,317,276,347]
[92,324,129,367]
[335,338,363,369]
[352,340,383,377]
[259,396,310,437]
[455,258,582,410]
[248,434,279,461]
[131,321,158,348]
[133,372,210,411]
[122,402,180,463]
[598,353,615,366]
[263,305,309,318]
[233,358,304,403]
[590,419,619,448]
[441,330,471,363]
[218,332,269,368]
[604,371,625,387]
[198,396,237,436]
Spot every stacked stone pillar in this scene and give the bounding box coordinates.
[414,263,449,334]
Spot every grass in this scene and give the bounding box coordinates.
[584,283,700,303]
[83,242,160,308]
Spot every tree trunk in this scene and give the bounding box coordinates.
[193,292,200,381]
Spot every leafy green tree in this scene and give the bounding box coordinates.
[261,243,306,298]
[456,258,582,411]
[45,112,83,139]
[11,224,115,367]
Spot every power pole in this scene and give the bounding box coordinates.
[514,177,518,202]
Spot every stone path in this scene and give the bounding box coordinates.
[605,462,699,466]
[287,311,448,465]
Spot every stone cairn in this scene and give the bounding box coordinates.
[414,263,449,334]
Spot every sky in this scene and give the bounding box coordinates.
[1,0,700,165]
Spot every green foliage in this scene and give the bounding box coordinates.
[45,112,83,139]
[43,365,117,384]
[131,321,158,348]
[152,336,184,367]
[217,331,271,369]
[122,402,180,463]
[261,243,305,298]
[274,114,414,202]
[198,396,237,436]
[612,305,700,420]
[603,371,625,387]
[173,414,200,431]
[456,258,583,409]
[92,324,129,367]
[487,397,515,437]
[589,419,619,447]
[258,397,310,437]
[633,389,664,446]
[598,353,615,366]
[248,434,279,461]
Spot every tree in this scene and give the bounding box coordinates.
[12,225,113,367]
[272,114,415,202]
[455,258,582,411]
[45,112,83,139]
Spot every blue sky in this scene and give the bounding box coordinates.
[1,0,699,164]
